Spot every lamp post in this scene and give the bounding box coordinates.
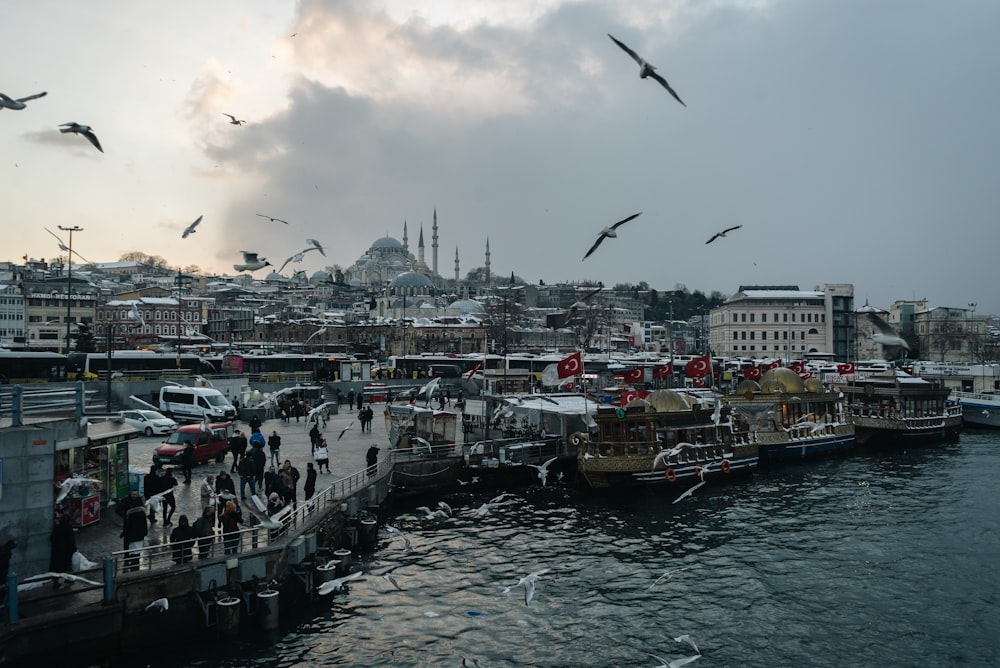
[58,225,83,354]
[969,302,978,362]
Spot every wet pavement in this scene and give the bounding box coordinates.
[75,404,391,562]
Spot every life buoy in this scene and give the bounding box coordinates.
[615,408,626,419]
[721,460,731,474]
[664,467,677,483]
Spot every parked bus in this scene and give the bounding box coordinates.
[0,351,67,383]
[221,353,344,382]
[66,351,217,380]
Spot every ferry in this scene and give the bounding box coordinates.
[912,362,1000,429]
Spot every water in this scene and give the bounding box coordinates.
[124,431,1000,667]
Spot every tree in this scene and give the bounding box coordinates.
[72,322,97,353]
[119,252,169,268]
[183,264,201,274]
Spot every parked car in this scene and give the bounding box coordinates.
[153,422,233,466]
[119,409,178,436]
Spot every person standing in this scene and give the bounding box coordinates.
[0,538,17,586]
[282,459,300,507]
[220,501,242,555]
[268,430,282,466]
[251,441,267,488]
[366,444,380,477]
[347,389,355,409]
[248,413,262,433]
[192,507,216,560]
[314,439,330,474]
[143,465,162,523]
[238,452,257,501]
[170,515,196,565]
[181,442,196,485]
[229,429,248,474]
[303,462,317,501]
[120,497,148,573]
[309,422,320,452]
[357,391,364,411]
[200,475,217,514]
[49,513,76,573]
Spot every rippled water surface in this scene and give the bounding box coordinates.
[127,432,1000,667]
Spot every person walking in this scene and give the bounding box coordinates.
[120,495,148,573]
[268,430,282,466]
[347,389,355,409]
[200,475,217,514]
[181,442,196,484]
[170,515,196,565]
[238,452,257,501]
[303,462,317,501]
[49,512,76,573]
[161,468,179,526]
[229,429,248,474]
[314,438,330,474]
[215,471,237,527]
[251,441,267,488]
[309,422,320,452]
[192,507,216,560]
[357,391,364,411]
[143,465,162,523]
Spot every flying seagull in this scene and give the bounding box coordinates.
[317,570,363,596]
[43,227,95,265]
[0,91,47,110]
[181,215,203,239]
[672,480,707,504]
[526,456,558,487]
[503,568,549,606]
[583,212,642,260]
[54,477,102,505]
[233,251,271,272]
[256,213,288,224]
[59,122,103,153]
[145,597,169,612]
[223,113,245,125]
[555,283,604,327]
[674,635,701,655]
[306,238,326,256]
[277,247,319,273]
[865,312,910,358]
[337,421,354,440]
[645,652,701,668]
[705,224,742,244]
[608,34,686,107]
[382,573,404,590]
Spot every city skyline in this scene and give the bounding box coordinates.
[3,1,999,313]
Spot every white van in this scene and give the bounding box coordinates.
[159,386,237,422]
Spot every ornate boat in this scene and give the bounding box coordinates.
[841,370,963,445]
[576,389,758,491]
[724,367,855,464]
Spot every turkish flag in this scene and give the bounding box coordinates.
[562,381,575,391]
[692,377,705,387]
[638,389,652,399]
[837,362,856,375]
[557,351,582,378]
[653,363,673,379]
[744,366,762,380]
[764,359,782,371]
[685,354,711,378]
[800,372,813,380]
[789,361,805,374]
[623,367,644,384]
[620,390,639,406]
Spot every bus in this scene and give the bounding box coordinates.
[221,353,345,382]
[66,351,218,381]
[0,351,67,383]
[387,354,502,380]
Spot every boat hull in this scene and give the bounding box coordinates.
[852,414,963,446]
[578,444,758,491]
[955,395,1000,429]
[755,427,855,464]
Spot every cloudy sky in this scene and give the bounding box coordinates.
[3,0,999,313]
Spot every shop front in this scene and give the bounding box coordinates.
[55,420,139,527]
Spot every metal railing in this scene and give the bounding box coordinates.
[0,383,87,427]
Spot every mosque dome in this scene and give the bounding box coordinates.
[735,379,762,395]
[310,270,330,282]
[644,389,693,412]
[449,299,486,315]
[370,237,405,252]
[758,367,806,394]
[390,271,433,289]
[264,271,285,282]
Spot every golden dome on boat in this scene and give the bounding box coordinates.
[624,398,654,411]
[804,378,825,393]
[758,367,806,394]
[644,389,693,412]
[735,379,761,394]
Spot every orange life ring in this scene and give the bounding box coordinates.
[664,467,677,483]
[721,460,731,474]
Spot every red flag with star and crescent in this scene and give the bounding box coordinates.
[620,389,640,406]
[685,354,712,378]
[653,363,673,379]
[789,361,805,374]
[623,367,644,384]
[764,359,782,371]
[837,362,856,375]
[744,366,762,380]
[557,351,582,379]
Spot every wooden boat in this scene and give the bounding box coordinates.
[576,389,757,491]
[841,370,963,445]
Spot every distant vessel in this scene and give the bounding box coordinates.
[912,362,1000,429]
[576,389,758,491]
[948,391,1000,429]
[841,370,963,445]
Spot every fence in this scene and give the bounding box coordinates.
[0,383,89,427]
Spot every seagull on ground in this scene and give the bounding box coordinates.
[526,456,558,487]
[306,238,326,256]
[583,212,642,260]
[145,597,169,612]
[608,34,686,106]
[317,570,363,596]
[503,568,549,606]
[233,251,271,272]
[181,215,202,239]
[256,213,288,224]
[0,91,47,110]
[59,122,103,153]
[223,113,245,125]
[55,477,102,505]
[705,224,742,245]
[864,312,911,358]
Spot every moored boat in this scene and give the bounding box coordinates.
[950,391,1000,428]
[576,389,758,492]
[841,370,963,445]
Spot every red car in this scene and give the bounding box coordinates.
[153,422,233,466]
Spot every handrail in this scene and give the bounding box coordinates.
[0,383,87,427]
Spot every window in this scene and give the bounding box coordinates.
[761,331,767,340]
[741,313,746,322]
[750,313,755,323]
[783,313,788,323]
[762,313,767,323]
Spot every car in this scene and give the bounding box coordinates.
[120,409,179,436]
[153,422,233,466]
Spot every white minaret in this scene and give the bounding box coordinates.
[432,207,439,276]
[418,226,425,268]
[454,245,460,281]
[403,220,409,253]
[484,237,491,284]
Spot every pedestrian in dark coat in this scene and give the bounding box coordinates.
[143,465,162,522]
[304,462,317,500]
[357,391,364,411]
[161,468,179,525]
[220,501,242,555]
[121,504,148,572]
[170,515,196,564]
[309,423,320,452]
[181,442,196,484]
[229,429,248,473]
[366,444,380,477]
[251,444,267,487]
[192,507,216,560]
[49,513,76,573]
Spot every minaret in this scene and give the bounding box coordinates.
[403,220,409,253]
[484,237,491,284]
[432,207,439,277]
[418,226,425,268]
[454,246,460,282]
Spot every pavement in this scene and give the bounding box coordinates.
[75,403,391,561]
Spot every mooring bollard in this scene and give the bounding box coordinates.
[6,572,17,625]
[256,589,279,630]
[216,596,241,635]
[359,518,378,550]
[102,556,115,603]
[333,548,352,577]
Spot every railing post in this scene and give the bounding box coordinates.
[103,556,115,602]
[7,572,18,624]
[11,385,23,428]
[75,381,85,418]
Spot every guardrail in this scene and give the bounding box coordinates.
[0,383,88,427]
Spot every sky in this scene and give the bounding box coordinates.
[3,0,999,314]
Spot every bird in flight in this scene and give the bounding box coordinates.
[608,34,686,107]
[223,113,246,125]
[583,212,641,260]
[556,283,604,327]
[181,215,203,239]
[503,568,549,606]
[0,91,47,111]
[233,251,271,272]
[306,238,326,256]
[277,246,320,273]
[865,312,910,359]
[59,122,103,153]
[705,224,742,244]
[256,213,288,224]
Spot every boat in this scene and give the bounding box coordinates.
[841,369,963,445]
[949,391,1000,428]
[576,389,758,491]
[724,367,855,463]
[911,362,1000,429]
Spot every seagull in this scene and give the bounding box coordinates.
[256,213,289,224]
[144,490,169,515]
[277,247,320,273]
[647,567,689,590]
[382,573,404,590]
[337,422,354,440]
[59,122,103,153]
[526,456,558,487]
[672,480,706,504]
[608,34,686,106]
[583,212,642,260]
[181,215,202,239]
[705,224,742,244]
[223,113,245,125]
[233,251,271,272]
[673,635,700,655]
[54,477,102,505]
[0,90,47,110]
[414,505,448,520]
[865,312,911,358]
[651,443,692,471]
[145,597,169,612]
[306,238,326,256]
[384,525,413,551]
[503,569,549,606]
[128,302,146,327]
[18,572,101,591]
[555,283,604,327]
[645,652,701,668]
[457,477,480,486]
[437,501,453,516]
[43,226,95,264]
[317,570,363,596]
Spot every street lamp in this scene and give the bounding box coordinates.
[58,225,83,354]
